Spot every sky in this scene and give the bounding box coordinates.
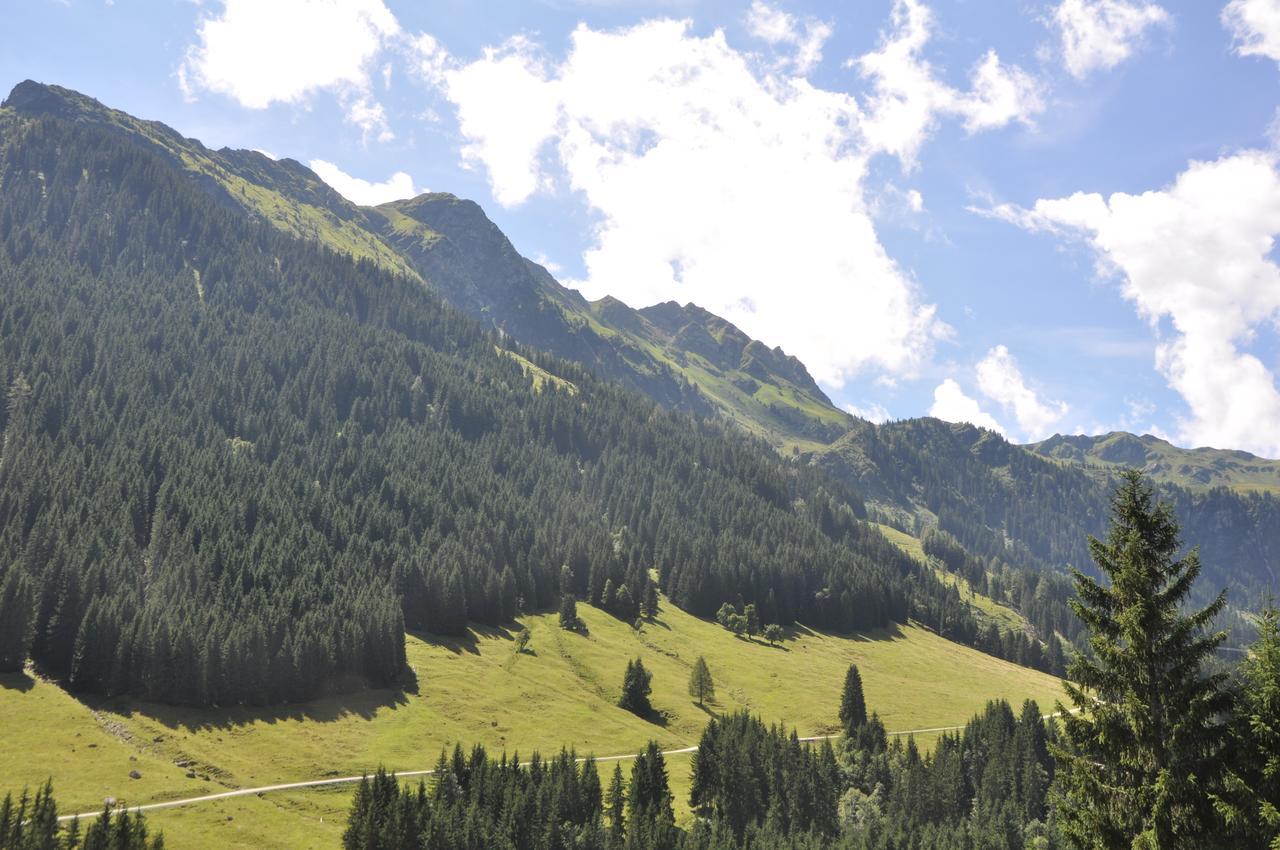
[4,0,1280,455]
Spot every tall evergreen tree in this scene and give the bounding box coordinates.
[839,664,867,736]
[0,569,34,672]
[1219,606,1280,848]
[688,656,715,707]
[1054,470,1232,849]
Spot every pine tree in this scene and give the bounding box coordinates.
[1054,470,1232,849]
[607,763,627,843]
[618,658,652,716]
[840,663,867,736]
[1219,606,1280,848]
[559,594,579,631]
[688,656,715,707]
[0,569,34,672]
[743,603,760,639]
[642,583,658,620]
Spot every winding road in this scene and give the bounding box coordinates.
[55,724,975,823]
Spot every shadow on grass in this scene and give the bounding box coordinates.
[409,624,516,656]
[0,670,35,693]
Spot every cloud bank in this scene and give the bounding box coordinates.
[989,151,1280,456]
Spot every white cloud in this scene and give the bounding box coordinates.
[993,151,1280,456]
[975,344,1068,439]
[850,0,1044,167]
[929,379,1006,434]
[1052,0,1169,80]
[844,401,891,423]
[744,0,832,74]
[310,159,419,206]
[431,36,561,207]
[180,0,400,140]
[426,5,1041,388]
[1224,0,1280,63]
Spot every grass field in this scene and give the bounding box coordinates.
[1,596,1062,848]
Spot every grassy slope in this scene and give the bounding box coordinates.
[2,597,1061,848]
[874,524,1029,633]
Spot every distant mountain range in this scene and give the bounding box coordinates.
[5,80,1275,614]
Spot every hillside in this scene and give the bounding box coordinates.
[812,418,1280,625]
[1030,431,1280,494]
[371,191,850,449]
[0,596,1063,849]
[0,81,844,450]
[0,78,1053,707]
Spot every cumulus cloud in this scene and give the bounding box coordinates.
[1224,0,1280,63]
[424,5,1046,387]
[929,379,1006,434]
[180,0,400,141]
[850,0,1044,167]
[844,401,891,423]
[1052,0,1169,79]
[744,0,832,74]
[990,151,1280,456]
[975,345,1068,439]
[310,159,419,206]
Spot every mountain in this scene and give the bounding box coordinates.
[367,191,850,447]
[811,418,1280,621]
[1030,431,1280,494]
[0,80,1033,707]
[0,81,844,450]
[3,78,1273,674]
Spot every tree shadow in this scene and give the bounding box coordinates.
[94,667,420,734]
[408,623,516,656]
[0,670,35,693]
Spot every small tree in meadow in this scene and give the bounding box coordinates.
[619,658,653,716]
[688,656,715,707]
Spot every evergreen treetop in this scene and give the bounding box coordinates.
[1054,470,1232,849]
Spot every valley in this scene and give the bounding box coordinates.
[1,595,1061,848]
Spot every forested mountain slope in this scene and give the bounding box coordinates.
[813,418,1280,613]
[0,83,1013,706]
[1,81,844,449]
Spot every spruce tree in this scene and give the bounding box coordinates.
[688,656,715,707]
[619,658,653,716]
[839,663,867,736]
[0,569,34,673]
[1218,606,1280,848]
[1054,470,1231,849]
[559,594,579,631]
[607,762,627,843]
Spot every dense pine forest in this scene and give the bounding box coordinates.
[0,102,1037,705]
[335,477,1280,850]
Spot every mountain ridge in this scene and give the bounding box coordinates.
[5,79,1276,625]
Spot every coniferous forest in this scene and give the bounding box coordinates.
[335,475,1280,850]
[0,105,1025,705]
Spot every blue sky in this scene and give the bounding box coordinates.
[4,0,1280,454]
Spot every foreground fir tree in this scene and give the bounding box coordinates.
[1218,606,1280,849]
[1054,470,1231,849]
